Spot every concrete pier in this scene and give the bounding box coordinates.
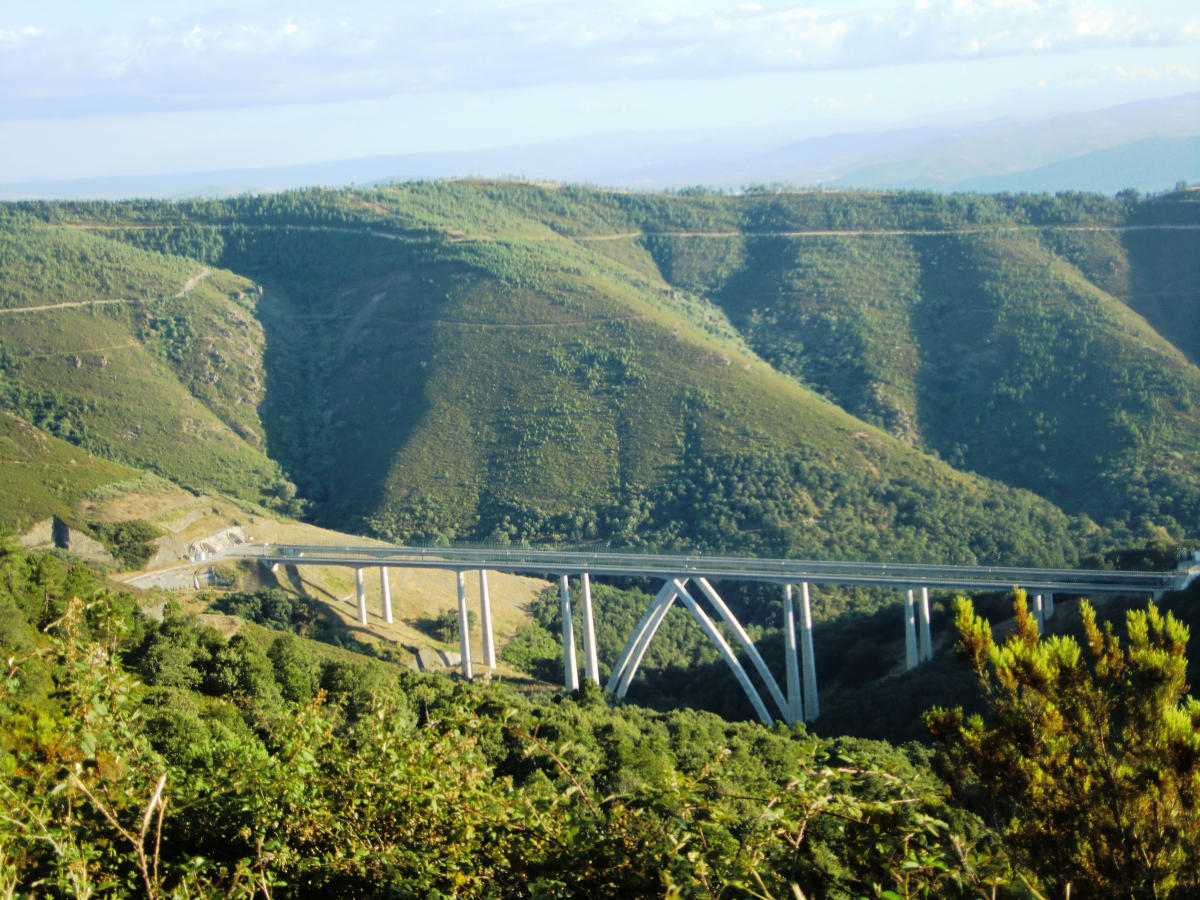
[799,582,819,721]
[457,571,473,680]
[1035,593,1045,634]
[904,589,919,671]
[580,573,600,685]
[479,570,495,669]
[783,585,803,722]
[919,586,933,662]
[355,568,368,626]
[560,576,579,692]
[1045,591,1055,620]
[380,568,393,624]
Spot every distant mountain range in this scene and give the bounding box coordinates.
[2,92,1197,200]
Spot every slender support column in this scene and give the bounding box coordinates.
[380,568,393,624]
[783,585,804,723]
[355,568,368,626]
[457,571,473,680]
[919,587,933,662]
[695,577,793,723]
[1044,592,1055,620]
[799,582,819,721]
[478,570,496,669]
[580,573,600,685]
[607,581,677,693]
[904,590,919,671]
[560,576,579,692]
[672,580,772,725]
[1035,593,1045,635]
[616,581,684,698]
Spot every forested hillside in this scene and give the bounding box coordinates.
[4,183,1200,897]
[2,183,1197,588]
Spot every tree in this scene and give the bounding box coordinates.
[926,592,1200,899]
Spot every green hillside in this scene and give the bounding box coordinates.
[0,412,139,532]
[0,224,287,504]
[634,190,1200,540]
[3,183,1197,577]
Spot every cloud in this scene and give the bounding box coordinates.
[1,0,1197,119]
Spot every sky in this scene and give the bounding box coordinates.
[2,0,1198,182]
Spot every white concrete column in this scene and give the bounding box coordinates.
[1034,593,1045,635]
[580,573,600,685]
[478,570,495,669]
[560,575,579,692]
[904,589,919,671]
[380,568,393,624]
[616,591,676,697]
[672,580,773,725]
[608,581,677,694]
[1044,592,1055,620]
[919,586,933,662]
[355,568,368,626]
[783,585,803,723]
[695,577,793,724]
[457,571,473,680]
[799,582,819,722]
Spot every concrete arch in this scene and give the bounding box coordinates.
[605,576,777,725]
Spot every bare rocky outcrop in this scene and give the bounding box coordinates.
[18,516,115,563]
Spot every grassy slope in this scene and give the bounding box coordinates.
[9,184,1189,567]
[0,225,285,502]
[0,412,139,532]
[632,191,1200,538]
[92,193,1074,568]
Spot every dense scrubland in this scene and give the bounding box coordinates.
[4,542,1200,898]
[3,183,1200,895]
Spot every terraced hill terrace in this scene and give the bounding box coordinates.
[1,184,1197,619]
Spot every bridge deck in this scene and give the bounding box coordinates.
[224,543,1189,594]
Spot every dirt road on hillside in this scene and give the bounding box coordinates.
[0,268,211,315]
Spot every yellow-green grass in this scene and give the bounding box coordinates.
[0,412,139,532]
[0,226,284,502]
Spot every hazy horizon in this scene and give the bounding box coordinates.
[3,0,1198,188]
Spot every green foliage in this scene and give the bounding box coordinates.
[499,620,562,681]
[0,541,1020,898]
[0,226,288,508]
[432,606,476,643]
[0,412,139,533]
[87,518,160,569]
[210,587,323,634]
[926,593,1200,898]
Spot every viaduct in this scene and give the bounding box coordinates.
[208,542,1197,726]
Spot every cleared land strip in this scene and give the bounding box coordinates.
[0,268,211,315]
[574,224,1200,240]
[372,314,653,329]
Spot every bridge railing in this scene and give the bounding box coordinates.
[230,541,1186,593]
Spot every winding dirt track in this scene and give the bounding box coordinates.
[0,268,210,315]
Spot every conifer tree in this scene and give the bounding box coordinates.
[926,591,1200,899]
